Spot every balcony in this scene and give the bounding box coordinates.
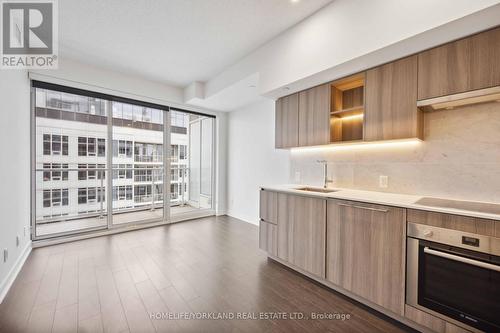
[34,165,207,238]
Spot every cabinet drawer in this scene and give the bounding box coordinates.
[407,209,500,237]
[259,220,277,256]
[259,190,278,224]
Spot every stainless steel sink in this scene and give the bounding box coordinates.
[295,187,337,193]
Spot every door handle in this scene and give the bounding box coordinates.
[337,202,388,213]
[352,205,388,213]
[424,247,500,272]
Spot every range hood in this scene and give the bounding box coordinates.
[417,86,500,111]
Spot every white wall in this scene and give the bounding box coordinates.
[203,0,500,102]
[226,100,289,224]
[0,70,31,302]
[31,58,184,106]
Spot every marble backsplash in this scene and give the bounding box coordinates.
[290,102,500,203]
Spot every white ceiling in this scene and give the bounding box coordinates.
[59,0,333,88]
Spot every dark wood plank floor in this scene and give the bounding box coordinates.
[0,216,413,333]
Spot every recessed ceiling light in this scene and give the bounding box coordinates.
[291,0,300,3]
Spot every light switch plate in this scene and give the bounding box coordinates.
[379,175,388,188]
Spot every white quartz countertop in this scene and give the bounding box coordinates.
[261,184,500,221]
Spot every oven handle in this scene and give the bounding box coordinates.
[424,247,500,272]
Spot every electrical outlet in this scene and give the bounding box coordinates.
[16,236,20,247]
[379,175,388,188]
[294,171,301,183]
[3,249,8,263]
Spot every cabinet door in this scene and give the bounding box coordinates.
[418,27,500,100]
[275,93,299,148]
[326,200,406,314]
[298,84,330,146]
[259,220,277,256]
[259,190,277,224]
[365,55,422,141]
[277,193,326,277]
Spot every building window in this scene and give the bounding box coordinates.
[43,189,69,207]
[170,111,188,128]
[113,140,133,158]
[179,145,187,160]
[89,98,106,116]
[78,164,106,180]
[170,183,178,200]
[134,142,162,162]
[43,163,68,181]
[134,184,163,203]
[112,185,132,201]
[78,187,105,204]
[112,164,132,179]
[79,137,105,157]
[43,134,68,155]
[170,144,179,162]
[98,138,106,157]
[170,168,179,182]
[135,165,162,182]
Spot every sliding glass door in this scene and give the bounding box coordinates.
[110,102,165,225]
[170,110,214,219]
[32,83,215,240]
[34,88,109,237]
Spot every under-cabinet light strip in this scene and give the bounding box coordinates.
[290,138,422,153]
[338,114,364,121]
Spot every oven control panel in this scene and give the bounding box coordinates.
[407,222,499,256]
[462,236,480,247]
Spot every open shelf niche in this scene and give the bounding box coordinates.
[330,73,365,143]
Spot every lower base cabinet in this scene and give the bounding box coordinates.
[259,220,277,256]
[277,193,326,278]
[326,200,406,315]
[259,191,482,332]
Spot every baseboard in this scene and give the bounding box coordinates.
[0,241,32,304]
[226,212,258,226]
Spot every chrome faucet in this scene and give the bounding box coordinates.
[317,160,334,189]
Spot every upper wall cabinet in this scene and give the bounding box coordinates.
[275,93,299,148]
[298,84,331,146]
[330,74,365,143]
[365,55,422,141]
[418,27,500,100]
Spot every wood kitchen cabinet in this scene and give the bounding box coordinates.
[298,84,331,146]
[259,190,278,224]
[326,200,406,314]
[259,220,278,256]
[277,193,326,277]
[365,55,423,141]
[275,93,299,148]
[418,27,500,100]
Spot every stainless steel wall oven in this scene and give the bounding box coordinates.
[406,222,500,332]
